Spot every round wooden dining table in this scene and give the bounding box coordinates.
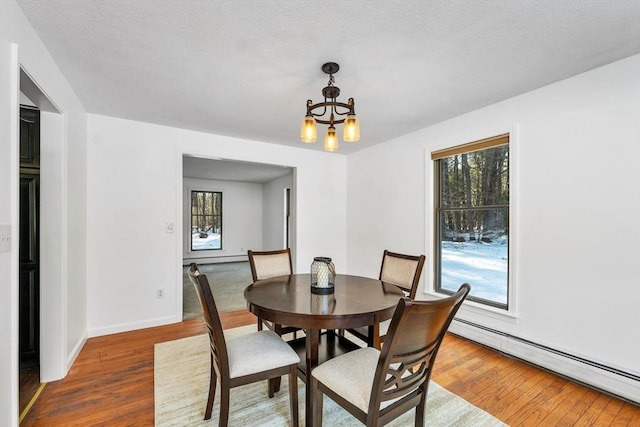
[244,273,404,426]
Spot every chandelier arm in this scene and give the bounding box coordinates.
[315,117,346,125]
[309,104,329,117]
[332,109,352,117]
[308,101,354,118]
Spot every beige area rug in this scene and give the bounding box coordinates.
[155,326,508,426]
[183,262,253,319]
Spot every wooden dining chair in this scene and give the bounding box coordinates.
[346,250,426,348]
[187,263,300,426]
[247,249,302,338]
[311,284,470,427]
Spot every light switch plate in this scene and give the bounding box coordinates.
[0,224,11,253]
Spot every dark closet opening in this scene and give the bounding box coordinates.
[19,105,41,414]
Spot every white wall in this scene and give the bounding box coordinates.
[86,114,347,336]
[183,177,263,262]
[346,55,640,401]
[0,1,88,425]
[262,173,293,252]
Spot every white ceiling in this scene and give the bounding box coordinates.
[183,156,292,183]
[16,0,640,154]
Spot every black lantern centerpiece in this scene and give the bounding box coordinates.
[310,257,335,294]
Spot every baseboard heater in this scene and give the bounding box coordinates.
[450,317,640,403]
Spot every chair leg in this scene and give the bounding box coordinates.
[268,376,282,397]
[312,377,323,427]
[204,355,216,420]
[288,365,299,427]
[219,384,230,427]
[268,378,275,398]
[369,324,379,349]
[415,389,427,427]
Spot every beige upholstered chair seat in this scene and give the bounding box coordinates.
[312,347,390,412]
[227,330,300,378]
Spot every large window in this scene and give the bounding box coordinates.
[432,134,509,309]
[191,190,222,251]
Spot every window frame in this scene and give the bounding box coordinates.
[190,190,223,251]
[431,134,511,310]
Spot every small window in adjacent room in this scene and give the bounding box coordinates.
[191,190,222,251]
[432,134,509,309]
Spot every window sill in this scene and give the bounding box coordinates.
[421,290,519,323]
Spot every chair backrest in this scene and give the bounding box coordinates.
[368,284,470,419]
[378,250,426,299]
[247,248,293,282]
[187,263,230,379]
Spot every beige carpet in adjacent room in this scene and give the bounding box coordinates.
[182,262,252,319]
[155,325,508,426]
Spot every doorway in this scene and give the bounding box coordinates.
[19,105,40,413]
[181,156,296,317]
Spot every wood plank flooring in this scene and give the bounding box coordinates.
[21,309,639,426]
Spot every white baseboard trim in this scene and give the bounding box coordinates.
[449,318,640,404]
[182,255,248,265]
[87,315,180,338]
[40,332,89,383]
[66,332,87,374]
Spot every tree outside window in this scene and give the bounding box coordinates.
[191,191,222,251]
[433,135,509,309]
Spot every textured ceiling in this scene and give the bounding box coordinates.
[183,157,292,183]
[16,0,640,154]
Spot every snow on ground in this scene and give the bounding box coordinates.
[191,231,221,250]
[441,238,508,304]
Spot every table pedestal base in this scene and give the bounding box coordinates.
[288,330,361,380]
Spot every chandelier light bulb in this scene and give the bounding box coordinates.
[324,126,339,152]
[343,114,360,142]
[300,115,317,143]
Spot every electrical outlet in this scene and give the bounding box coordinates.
[156,288,164,299]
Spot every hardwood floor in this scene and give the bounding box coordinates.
[433,333,640,426]
[21,309,639,426]
[19,367,40,417]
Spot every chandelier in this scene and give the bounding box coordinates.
[300,62,360,152]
